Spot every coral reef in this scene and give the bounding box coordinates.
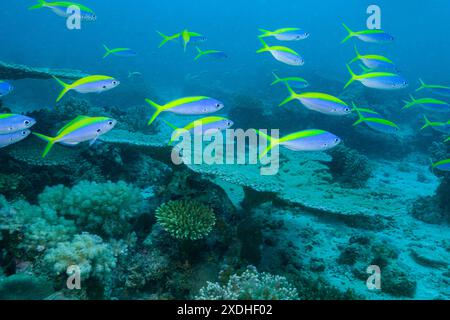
[195,266,298,300]
[43,233,117,282]
[156,200,216,240]
[0,59,87,80]
[327,144,373,188]
[38,181,145,239]
[0,197,77,259]
[0,274,54,300]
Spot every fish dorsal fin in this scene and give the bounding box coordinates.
[57,116,90,135]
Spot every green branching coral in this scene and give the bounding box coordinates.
[195,266,299,300]
[155,200,216,240]
[44,233,117,281]
[38,181,144,238]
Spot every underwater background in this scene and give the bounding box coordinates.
[0,0,449,300]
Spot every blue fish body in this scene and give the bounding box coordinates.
[0,81,14,97]
[0,130,31,148]
[299,97,351,116]
[282,132,341,151]
[0,114,36,134]
[359,75,408,90]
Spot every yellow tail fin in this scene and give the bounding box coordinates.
[33,132,56,158]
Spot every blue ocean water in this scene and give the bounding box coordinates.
[0,0,449,301]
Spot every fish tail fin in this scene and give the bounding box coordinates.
[416,78,428,92]
[194,47,204,61]
[102,44,112,58]
[145,98,164,126]
[271,71,282,86]
[279,83,298,107]
[163,120,181,145]
[33,132,56,158]
[344,64,358,89]
[29,0,46,10]
[162,119,178,131]
[53,76,71,102]
[256,38,270,53]
[254,130,279,159]
[353,114,366,126]
[352,103,366,126]
[402,95,415,110]
[258,28,272,38]
[157,31,174,48]
[359,64,372,74]
[341,23,355,44]
[349,45,361,64]
[421,115,432,130]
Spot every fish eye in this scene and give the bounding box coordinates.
[108,121,114,126]
[97,129,101,133]
[21,131,27,136]
[216,103,222,108]
[112,81,117,85]
[334,138,340,143]
[227,122,232,126]
[345,108,350,112]
[24,120,30,126]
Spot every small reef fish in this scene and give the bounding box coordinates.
[163,116,234,144]
[421,115,450,134]
[341,24,394,44]
[255,129,341,158]
[53,75,120,102]
[0,81,14,97]
[33,116,117,158]
[280,84,351,116]
[258,28,310,41]
[432,159,450,172]
[271,72,309,89]
[102,45,137,58]
[181,30,204,52]
[195,47,228,61]
[256,39,304,66]
[0,130,31,149]
[350,46,397,71]
[29,0,97,21]
[157,30,206,50]
[157,31,181,48]
[145,97,225,126]
[402,95,450,113]
[352,105,399,134]
[416,79,450,97]
[345,65,408,90]
[0,114,36,134]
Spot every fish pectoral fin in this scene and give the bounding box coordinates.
[89,137,99,146]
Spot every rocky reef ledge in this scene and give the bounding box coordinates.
[0,60,88,80]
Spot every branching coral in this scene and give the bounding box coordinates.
[156,200,216,240]
[328,144,373,188]
[0,198,77,255]
[38,181,144,238]
[43,233,117,281]
[195,266,298,300]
